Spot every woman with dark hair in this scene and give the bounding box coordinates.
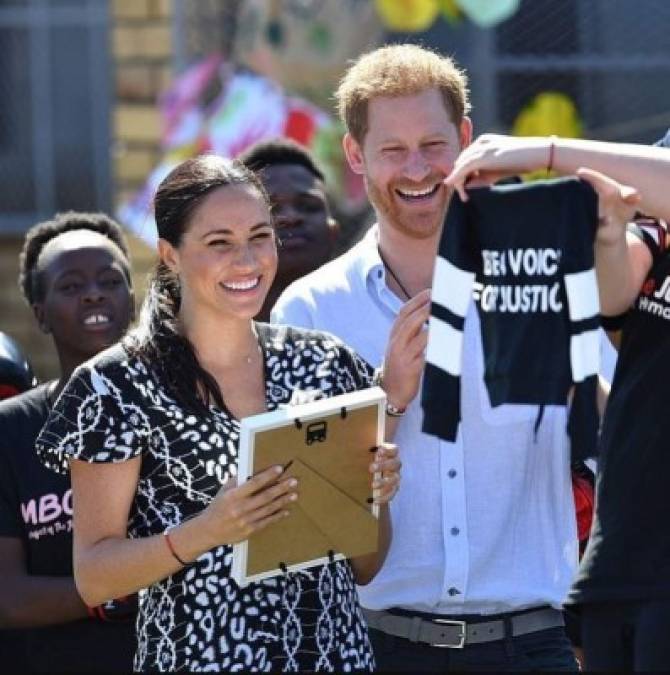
[0,212,136,672]
[35,155,415,672]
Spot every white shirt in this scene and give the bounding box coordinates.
[272,225,578,615]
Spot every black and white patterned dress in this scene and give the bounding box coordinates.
[36,323,376,672]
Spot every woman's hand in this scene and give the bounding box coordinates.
[446,134,551,201]
[382,289,431,411]
[370,442,401,505]
[351,443,400,584]
[200,465,298,547]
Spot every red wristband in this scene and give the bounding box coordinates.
[164,530,188,566]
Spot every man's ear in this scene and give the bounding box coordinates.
[343,133,366,175]
[327,217,340,245]
[32,303,49,335]
[459,116,473,151]
[157,238,179,275]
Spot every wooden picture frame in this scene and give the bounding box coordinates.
[232,387,386,586]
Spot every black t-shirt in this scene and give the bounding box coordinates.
[0,383,135,672]
[422,178,600,452]
[570,221,670,604]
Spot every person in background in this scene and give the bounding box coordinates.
[445,130,670,671]
[239,138,340,320]
[0,332,36,400]
[34,156,405,672]
[0,211,137,672]
[0,332,36,670]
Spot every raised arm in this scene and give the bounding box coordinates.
[447,134,670,222]
[576,167,651,316]
[379,289,431,439]
[446,134,666,314]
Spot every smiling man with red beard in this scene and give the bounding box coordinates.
[0,212,136,672]
[272,44,580,671]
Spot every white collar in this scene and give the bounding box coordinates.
[355,224,384,285]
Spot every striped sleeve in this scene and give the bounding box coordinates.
[422,192,477,441]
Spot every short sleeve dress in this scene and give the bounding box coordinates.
[36,323,377,673]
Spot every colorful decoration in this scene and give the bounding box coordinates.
[512,91,583,139]
[118,55,361,246]
[373,0,519,31]
[235,0,382,109]
[374,0,440,32]
[455,0,521,28]
[439,0,464,24]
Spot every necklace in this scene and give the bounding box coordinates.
[377,247,412,300]
[245,326,262,365]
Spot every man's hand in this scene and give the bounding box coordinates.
[381,290,431,411]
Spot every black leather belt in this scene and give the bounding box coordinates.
[363,606,564,649]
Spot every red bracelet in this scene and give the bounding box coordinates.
[164,530,188,566]
[547,135,557,174]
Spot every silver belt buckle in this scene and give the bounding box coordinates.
[431,618,466,648]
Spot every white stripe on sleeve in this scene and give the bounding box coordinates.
[564,269,600,321]
[570,329,600,382]
[432,257,476,318]
[426,316,464,377]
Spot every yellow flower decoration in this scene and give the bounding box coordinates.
[374,0,440,32]
[512,91,583,180]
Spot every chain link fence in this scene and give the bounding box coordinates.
[497,0,670,143]
[171,0,670,145]
[432,0,670,145]
[171,0,242,71]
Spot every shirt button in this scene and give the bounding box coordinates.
[450,527,460,536]
[448,587,461,596]
[448,469,457,478]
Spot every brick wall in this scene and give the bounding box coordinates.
[112,0,173,212]
[0,2,171,383]
[110,0,174,373]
